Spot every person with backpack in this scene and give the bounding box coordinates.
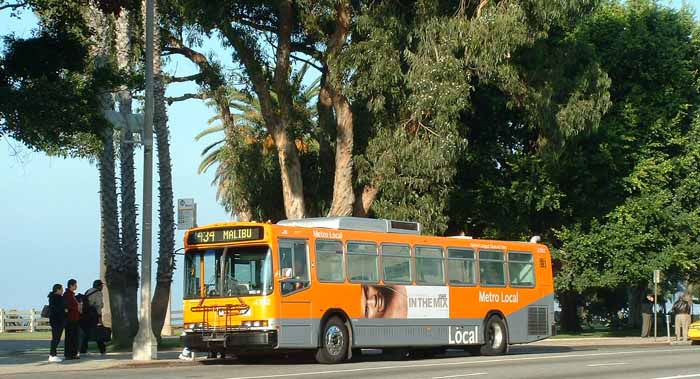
[47,284,67,363]
[63,279,80,360]
[673,293,692,341]
[79,280,106,355]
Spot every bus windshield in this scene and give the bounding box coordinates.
[184,246,273,298]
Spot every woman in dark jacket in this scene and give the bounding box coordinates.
[48,284,67,363]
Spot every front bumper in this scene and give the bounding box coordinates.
[182,330,278,352]
[688,326,700,340]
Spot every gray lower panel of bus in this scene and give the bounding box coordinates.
[276,294,553,349]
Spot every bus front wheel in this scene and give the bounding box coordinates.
[316,317,349,364]
[480,316,508,356]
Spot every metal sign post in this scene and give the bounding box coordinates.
[653,270,661,340]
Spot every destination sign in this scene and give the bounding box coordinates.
[187,226,263,245]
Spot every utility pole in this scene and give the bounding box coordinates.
[133,0,157,360]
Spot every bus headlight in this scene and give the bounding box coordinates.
[242,320,268,327]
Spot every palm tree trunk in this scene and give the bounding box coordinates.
[115,8,139,347]
[90,4,138,348]
[149,1,176,338]
[99,129,138,348]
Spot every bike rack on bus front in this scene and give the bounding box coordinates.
[190,303,251,335]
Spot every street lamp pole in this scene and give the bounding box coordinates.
[133,0,158,360]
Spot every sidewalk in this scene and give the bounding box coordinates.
[0,339,197,376]
[533,336,692,348]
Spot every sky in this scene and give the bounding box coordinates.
[1,1,700,311]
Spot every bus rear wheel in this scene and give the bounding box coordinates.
[480,316,508,356]
[315,317,349,364]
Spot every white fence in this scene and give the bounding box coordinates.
[0,308,183,334]
[0,309,51,333]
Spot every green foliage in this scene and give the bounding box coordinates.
[0,30,113,157]
[553,0,700,295]
[0,0,125,157]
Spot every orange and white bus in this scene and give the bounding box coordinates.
[181,217,554,363]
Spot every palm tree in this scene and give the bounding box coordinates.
[151,0,178,339]
[197,64,320,221]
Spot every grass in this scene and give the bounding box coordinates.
[552,327,640,339]
[0,331,52,340]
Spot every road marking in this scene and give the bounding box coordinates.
[586,362,628,367]
[433,373,488,379]
[224,347,697,379]
[652,375,700,379]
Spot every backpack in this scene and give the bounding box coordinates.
[82,290,99,315]
[40,304,50,318]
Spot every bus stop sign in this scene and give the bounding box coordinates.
[177,198,196,230]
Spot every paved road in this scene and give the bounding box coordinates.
[3,345,698,379]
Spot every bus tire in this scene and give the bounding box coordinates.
[315,316,349,364]
[480,315,508,356]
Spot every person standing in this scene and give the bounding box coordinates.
[80,280,106,355]
[672,293,692,341]
[63,279,80,360]
[640,293,654,338]
[47,284,67,363]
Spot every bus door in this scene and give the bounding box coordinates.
[277,239,314,347]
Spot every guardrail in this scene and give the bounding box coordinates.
[0,308,183,334]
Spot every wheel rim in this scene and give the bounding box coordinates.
[490,322,504,349]
[325,325,344,356]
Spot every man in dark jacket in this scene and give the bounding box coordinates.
[80,280,106,355]
[63,279,81,359]
[641,293,655,338]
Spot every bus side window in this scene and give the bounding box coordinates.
[447,248,475,285]
[316,240,345,282]
[381,244,412,284]
[479,250,506,286]
[347,242,379,283]
[415,246,445,285]
[279,240,310,295]
[508,252,535,287]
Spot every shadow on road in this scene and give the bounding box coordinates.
[199,345,588,366]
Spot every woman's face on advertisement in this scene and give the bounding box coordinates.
[362,286,385,318]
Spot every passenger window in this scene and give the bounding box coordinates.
[415,246,445,285]
[447,248,476,285]
[347,242,379,283]
[279,240,310,295]
[479,250,506,286]
[508,252,535,287]
[381,244,412,283]
[316,240,345,282]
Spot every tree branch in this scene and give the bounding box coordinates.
[166,73,204,83]
[0,1,26,11]
[291,42,323,61]
[165,93,207,104]
[290,53,322,71]
[220,23,280,133]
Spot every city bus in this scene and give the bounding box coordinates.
[181,217,554,364]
